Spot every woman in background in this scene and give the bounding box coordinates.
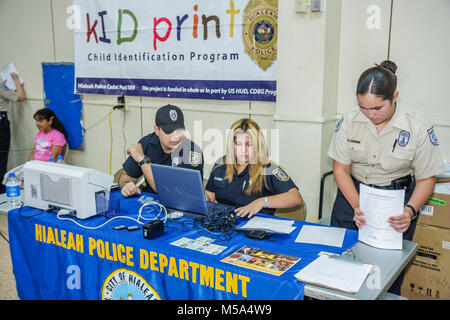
[0,72,26,193]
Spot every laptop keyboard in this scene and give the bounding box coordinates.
[207,202,235,216]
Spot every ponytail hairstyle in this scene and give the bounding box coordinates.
[356,60,398,101]
[33,108,67,139]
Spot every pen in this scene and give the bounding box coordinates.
[392,139,397,152]
[242,180,247,191]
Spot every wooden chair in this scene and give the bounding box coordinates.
[274,201,307,221]
[61,142,69,162]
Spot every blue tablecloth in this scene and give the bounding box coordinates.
[8,192,358,300]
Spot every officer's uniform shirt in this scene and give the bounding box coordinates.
[328,104,445,186]
[122,132,204,193]
[205,158,298,215]
[0,85,19,113]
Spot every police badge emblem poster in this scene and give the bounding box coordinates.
[242,0,278,71]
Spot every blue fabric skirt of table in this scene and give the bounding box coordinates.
[8,191,358,300]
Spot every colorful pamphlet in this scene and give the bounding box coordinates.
[221,245,301,276]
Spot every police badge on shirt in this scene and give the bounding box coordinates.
[189,151,201,167]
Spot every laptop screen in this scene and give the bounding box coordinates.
[151,164,209,216]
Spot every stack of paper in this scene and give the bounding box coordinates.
[295,255,374,294]
[295,225,346,247]
[239,216,296,234]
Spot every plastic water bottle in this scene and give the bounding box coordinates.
[49,157,55,162]
[6,172,21,209]
[56,155,64,164]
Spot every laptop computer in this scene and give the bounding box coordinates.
[151,163,235,218]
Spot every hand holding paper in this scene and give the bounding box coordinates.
[0,63,24,91]
[388,209,412,233]
[358,184,404,250]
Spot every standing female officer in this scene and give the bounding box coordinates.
[328,60,444,238]
[328,60,444,295]
[205,118,303,218]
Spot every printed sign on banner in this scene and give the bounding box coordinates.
[73,0,278,101]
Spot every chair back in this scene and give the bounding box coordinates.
[61,143,69,162]
[274,202,307,221]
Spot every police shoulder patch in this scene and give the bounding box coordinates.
[189,151,201,167]
[427,127,439,146]
[272,167,289,182]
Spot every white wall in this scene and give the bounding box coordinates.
[1,0,449,222]
[389,0,450,158]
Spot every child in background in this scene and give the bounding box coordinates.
[27,108,67,162]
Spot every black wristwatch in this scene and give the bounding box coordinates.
[405,204,418,221]
[138,156,150,167]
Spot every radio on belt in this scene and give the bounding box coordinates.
[143,220,164,239]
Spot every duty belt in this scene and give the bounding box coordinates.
[354,174,415,192]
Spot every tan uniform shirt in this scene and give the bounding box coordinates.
[0,85,19,112]
[328,105,445,186]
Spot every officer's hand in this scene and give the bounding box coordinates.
[121,181,141,197]
[388,209,411,233]
[235,199,264,218]
[127,143,145,163]
[10,72,19,82]
[353,206,366,229]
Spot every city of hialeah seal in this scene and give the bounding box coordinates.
[242,0,278,71]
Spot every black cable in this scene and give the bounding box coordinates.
[0,231,8,243]
[17,201,50,218]
[192,211,237,241]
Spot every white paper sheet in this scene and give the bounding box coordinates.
[0,62,24,91]
[358,184,404,250]
[295,225,346,247]
[295,255,374,293]
[239,216,296,234]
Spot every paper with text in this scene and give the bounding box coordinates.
[358,184,404,250]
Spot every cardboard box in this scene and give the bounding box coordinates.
[401,224,450,300]
[418,192,450,229]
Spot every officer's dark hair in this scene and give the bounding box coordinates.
[241,119,249,132]
[33,108,68,139]
[356,60,397,101]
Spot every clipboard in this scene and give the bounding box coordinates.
[295,255,374,294]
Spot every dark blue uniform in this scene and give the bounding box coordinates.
[122,132,203,194]
[205,158,298,215]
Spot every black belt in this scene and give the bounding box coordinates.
[354,174,415,191]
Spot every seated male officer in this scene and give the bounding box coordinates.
[119,104,204,197]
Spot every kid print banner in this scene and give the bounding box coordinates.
[74,0,278,101]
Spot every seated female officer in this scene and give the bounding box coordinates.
[328,60,444,240]
[205,118,303,218]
